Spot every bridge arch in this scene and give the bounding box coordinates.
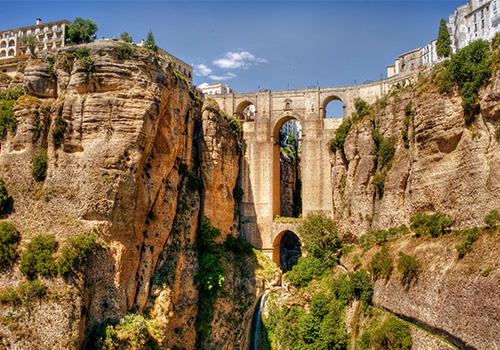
[272,229,302,272]
[322,95,344,119]
[235,100,256,120]
[272,115,303,218]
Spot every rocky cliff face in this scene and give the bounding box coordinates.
[332,74,500,238]
[0,41,262,349]
[333,69,500,349]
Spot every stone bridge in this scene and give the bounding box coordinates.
[213,76,407,265]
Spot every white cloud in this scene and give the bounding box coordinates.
[209,72,236,81]
[213,51,268,69]
[194,64,213,76]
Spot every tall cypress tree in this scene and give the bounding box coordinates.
[437,18,451,57]
[144,30,158,53]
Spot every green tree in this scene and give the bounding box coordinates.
[31,148,47,181]
[298,212,343,267]
[369,246,392,279]
[20,235,58,280]
[66,17,98,44]
[0,222,20,269]
[144,30,158,53]
[437,18,451,57]
[120,32,133,43]
[19,35,43,58]
[0,179,8,214]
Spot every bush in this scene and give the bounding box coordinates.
[397,253,421,284]
[360,316,412,350]
[456,227,479,257]
[298,212,343,267]
[352,98,372,121]
[0,178,9,214]
[224,234,253,256]
[402,102,413,148]
[31,148,47,181]
[57,232,97,276]
[329,117,352,155]
[0,222,20,269]
[80,56,94,72]
[410,212,453,237]
[194,217,225,346]
[119,43,133,59]
[369,246,392,279]
[484,209,500,228]
[440,40,491,114]
[53,115,67,148]
[285,256,327,288]
[373,171,386,198]
[349,270,374,305]
[19,234,58,280]
[373,129,396,170]
[0,98,17,137]
[0,279,46,306]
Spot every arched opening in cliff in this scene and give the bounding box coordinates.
[322,95,344,119]
[272,116,302,218]
[272,230,302,273]
[235,101,256,121]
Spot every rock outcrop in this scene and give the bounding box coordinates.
[332,75,500,237]
[0,40,257,349]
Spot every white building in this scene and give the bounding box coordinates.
[388,0,500,77]
[198,82,234,95]
[449,0,500,51]
[280,120,302,144]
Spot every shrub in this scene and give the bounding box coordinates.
[410,212,453,237]
[31,148,48,181]
[0,279,46,306]
[57,232,97,276]
[0,222,20,269]
[298,212,343,267]
[373,129,396,170]
[373,171,386,198]
[484,209,500,227]
[360,316,412,350]
[353,255,362,270]
[397,253,421,284]
[224,234,253,256]
[440,40,491,114]
[80,56,94,72]
[0,99,17,136]
[194,217,225,346]
[349,270,374,305]
[186,171,202,192]
[19,234,58,280]
[285,256,327,288]
[456,227,479,257]
[119,32,133,43]
[0,178,9,214]
[388,224,410,236]
[119,43,134,59]
[53,115,67,148]
[402,102,413,148]
[352,98,372,121]
[369,246,392,279]
[329,117,352,155]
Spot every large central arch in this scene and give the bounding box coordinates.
[272,115,302,217]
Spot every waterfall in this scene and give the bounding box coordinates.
[252,294,266,350]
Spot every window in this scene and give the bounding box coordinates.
[482,19,485,29]
[57,34,62,40]
[475,23,478,32]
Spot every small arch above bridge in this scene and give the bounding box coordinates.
[235,100,256,120]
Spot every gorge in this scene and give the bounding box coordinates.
[0,37,498,350]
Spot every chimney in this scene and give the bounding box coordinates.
[36,18,42,25]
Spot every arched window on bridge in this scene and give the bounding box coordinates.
[236,101,256,121]
[273,116,302,219]
[323,95,344,119]
[273,230,302,273]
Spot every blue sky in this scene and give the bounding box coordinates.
[1,0,464,95]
